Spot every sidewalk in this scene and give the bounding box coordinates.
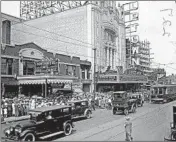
[1,115,30,124]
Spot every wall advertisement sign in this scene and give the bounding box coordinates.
[98,75,117,81]
[97,74,147,83]
[119,75,148,82]
[35,59,58,74]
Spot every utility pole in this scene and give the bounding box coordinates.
[129,4,132,66]
[93,48,97,99]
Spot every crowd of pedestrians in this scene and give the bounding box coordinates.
[1,90,149,121]
[1,92,114,120]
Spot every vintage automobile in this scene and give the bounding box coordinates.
[3,105,74,141]
[130,93,144,107]
[164,105,176,141]
[67,99,92,119]
[112,91,137,115]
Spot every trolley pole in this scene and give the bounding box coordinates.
[93,48,97,99]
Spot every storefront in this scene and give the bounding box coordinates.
[1,76,18,98]
[1,43,82,98]
[17,75,77,97]
[96,68,148,92]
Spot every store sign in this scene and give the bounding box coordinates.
[51,83,64,88]
[119,75,148,82]
[36,59,58,74]
[98,75,117,81]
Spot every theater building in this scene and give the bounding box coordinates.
[96,67,148,92]
[11,1,126,91]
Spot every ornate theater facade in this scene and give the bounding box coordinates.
[11,1,126,91]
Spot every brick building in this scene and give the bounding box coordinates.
[1,42,92,97]
[10,1,126,91]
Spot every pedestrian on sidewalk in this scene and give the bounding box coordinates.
[4,105,7,118]
[124,116,133,141]
[12,101,15,116]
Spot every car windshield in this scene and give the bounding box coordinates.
[113,93,124,99]
[29,111,43,121]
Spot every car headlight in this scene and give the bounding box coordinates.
[15,128,22,133]
[10,126,14,132]
[4,129,11,136]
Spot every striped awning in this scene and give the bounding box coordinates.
[47,79,72,84]
[18,79,73,85]
[19,79,46,85]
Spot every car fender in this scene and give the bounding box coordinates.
[63,120,72,128]
[19,130,35,138]
[84,109,92,116]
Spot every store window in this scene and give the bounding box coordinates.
[7,59,13,75]
[82,70,85,79]
[87,70,90,79]
[1,58,7,75]
[73,66,76,76]
[1,58,13,75]
[23,60,35,75]
[65,65,68,75]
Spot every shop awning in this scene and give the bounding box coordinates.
[1,77,18,85]
[19,79,46,85]
[47,79,72,84]
[18,79,73,85]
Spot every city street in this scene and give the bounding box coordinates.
[56,101,175,141]
[2,101,174,141]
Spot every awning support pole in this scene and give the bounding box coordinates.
[45,79,47,98]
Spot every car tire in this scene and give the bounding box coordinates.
[141,102,143,107]
[132,105,136,113]
[124,109,129,115]
[64,123,72,136]
[22,133,35,141]
[171,131,176,140]
[86,110,91,119]
[113,108,116,115]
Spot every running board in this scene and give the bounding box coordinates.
[39,131,64,139]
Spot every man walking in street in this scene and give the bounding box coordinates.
[124,116,133,141]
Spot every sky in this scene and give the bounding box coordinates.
[1,1,176,75]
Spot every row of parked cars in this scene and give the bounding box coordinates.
[3,99,92,141]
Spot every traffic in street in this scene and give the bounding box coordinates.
[1,101,169,141]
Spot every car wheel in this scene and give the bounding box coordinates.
[124,109,129,115]
[64,123,72,136]
[171,131,176,140]
[86,111,91,119]
[22,133,35,141]
[132,106,136,113]
[113,108,116,115]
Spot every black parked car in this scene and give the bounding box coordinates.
[68,99,92,119]
[3,105,74,141]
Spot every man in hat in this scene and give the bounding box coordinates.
[124,116,133,141]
